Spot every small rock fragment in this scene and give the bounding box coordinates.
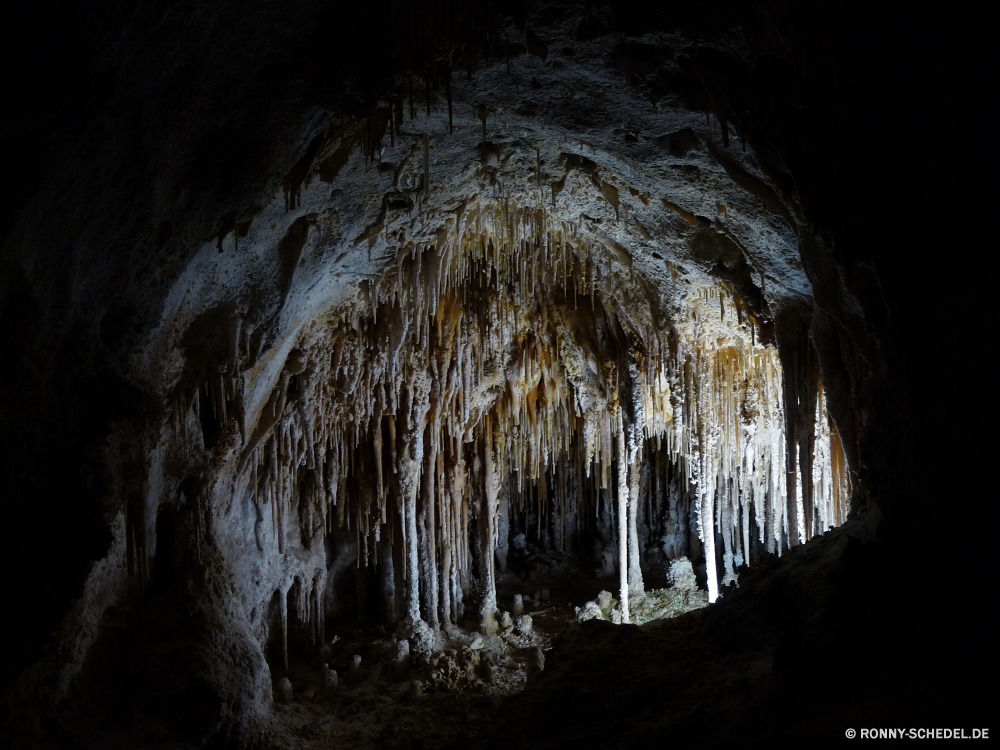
[275,677,293,704]
[515,614,533,635]
[322,665,339,690]
[512,593,524,615]
[470,635,484,650]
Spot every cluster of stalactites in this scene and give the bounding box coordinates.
[810,382,851,537]
[668,286,851,601]
[231,201,849,629]
[670,286,791,602]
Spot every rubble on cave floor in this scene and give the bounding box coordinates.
[265,555,709,750]
[265,620,536,749]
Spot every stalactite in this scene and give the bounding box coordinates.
[231,198,849,636]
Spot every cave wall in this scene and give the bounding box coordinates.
[0,0,988,746]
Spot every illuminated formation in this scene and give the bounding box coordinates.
[210,198,849,644]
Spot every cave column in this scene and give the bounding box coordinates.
[478,414,500,633]
[615,401,630,623]
[388,416,407,622]
[702,470,720,603]
[399,366,431,625]
[418,430,440,632]
[696,365,720,604]
[448,452,467,625]
[627,459,644,598]
[626,358,646,599]
[776,310,810,548]
[437,450,452,631]
[279,585,289,670]
[378,527,397,625]
[404,466,422,622]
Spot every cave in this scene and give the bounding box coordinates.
[0,2,989,748]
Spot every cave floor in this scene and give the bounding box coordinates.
[264,552,705,749]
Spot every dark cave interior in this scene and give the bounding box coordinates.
[0,1,991,748]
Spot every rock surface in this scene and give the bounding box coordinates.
[0,1,989,748]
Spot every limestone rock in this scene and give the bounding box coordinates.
[400,617,436,666]
[515,614,533,636]
[499,611,514,631]
[274,677,293,704]
[576,601,603,622]
[322,666,339,690]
